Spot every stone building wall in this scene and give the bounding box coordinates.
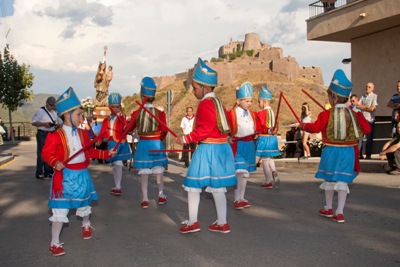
[299,66,324,85]
[153,75,176,90]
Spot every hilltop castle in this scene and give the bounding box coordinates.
[154,32,323,89]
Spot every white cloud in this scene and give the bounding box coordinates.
[0,0,351,99]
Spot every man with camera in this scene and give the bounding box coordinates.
[32,96,63,179]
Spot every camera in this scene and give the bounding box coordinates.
[49,122,55,127]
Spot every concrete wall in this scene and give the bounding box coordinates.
[351,25,400,117]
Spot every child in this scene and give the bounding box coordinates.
[256,86,281,189]
[125,77,169,208]
[177,58,236,234]
[300,102,312,159]
[227,82,259,209]
[98,93,132,196]
[42,87,115,256]
[299,69,371,223]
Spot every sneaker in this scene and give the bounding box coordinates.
[49,243,66,256]
[36,174,44,180]
[332,214,345,223]
[208,221,231,233]
[241,199,251,208]
[141,201,149,209]
[272,171,280,188]
[260,182,273,189]
[180,221,201,234]
[319,208,333,218]
[82,225,94,239]
[234,200,244,210]
[158,196,167,205]
[389,169,400,175]
[110,188,122,196]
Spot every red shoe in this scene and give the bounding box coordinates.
[234,200,244,210]
[82,225,94,239]
[208,221,231,233]
[49,243,66,256]
[158,196,167,205]
[241,199,251,208]
[319,208,333,218]
[333,214,345,223]
[110,188,122,196]
[141,201,149,209]
[260,182,273,189]
[180,221,201,234]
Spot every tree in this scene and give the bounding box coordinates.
[0,44,34,142]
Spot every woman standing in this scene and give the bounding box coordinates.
[300,102,311,159]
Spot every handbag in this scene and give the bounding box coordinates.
[0,125,5,134]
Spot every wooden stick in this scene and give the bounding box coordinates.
[112,97,149,152]
[301,89,325,110]
[135,100,178,138]
[63,131,106,164]
[273,92,282,130]
[281,92,301,124]
[109,105,127,125]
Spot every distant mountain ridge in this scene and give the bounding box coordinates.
[0,93,59,123]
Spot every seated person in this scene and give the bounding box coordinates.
[285,124,298,158]
[379,123,400,174]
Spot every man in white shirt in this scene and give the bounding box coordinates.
[32,96,63,179]
[180,107,196,168]
[357,82,378,159]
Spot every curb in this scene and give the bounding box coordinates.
[0,153,14,166]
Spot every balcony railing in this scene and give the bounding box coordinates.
[309,0,358,17]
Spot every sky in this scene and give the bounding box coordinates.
[0,0,351,100]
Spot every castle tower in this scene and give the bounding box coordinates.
[243,33,261,51]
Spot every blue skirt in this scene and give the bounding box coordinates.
[133,140,168,169]
[256,135,280,157]
[108,140,133,162]
[235,140,256,173]
[48,168,98,209]
[316,146,358,183]
[183,143,236,188]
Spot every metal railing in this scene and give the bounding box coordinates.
[1,121,36,140]
[309,0,357,18]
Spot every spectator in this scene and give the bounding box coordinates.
[285,124,298,158]
[349,94,363,149]
[31,96,63,179]
[300,102,311,159]
[357,82,378,159]
[322,0,336,12]
[1,122,8,141]
[379,123,400,175]
[391,110,400,138]
[180,107,196,168]
[386,80,400,128]
[91,116,106,164]
[0,122,4,145]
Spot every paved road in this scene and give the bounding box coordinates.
[0,140,399,267]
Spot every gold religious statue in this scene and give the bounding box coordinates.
[94,46,113,107]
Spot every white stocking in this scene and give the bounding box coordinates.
[262,159,272,183]
[234,173,244,201]
[140,174,149,201]
[112,165,123,189]
[51,222,63,245]
[324,190,334,210]
[336,190,348,215]
[212,191,227,225]
[188,191,200,224]
[82,215,90,227]
[240,176,247,200]
[266,158,276,172]
[156,173,164,196]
